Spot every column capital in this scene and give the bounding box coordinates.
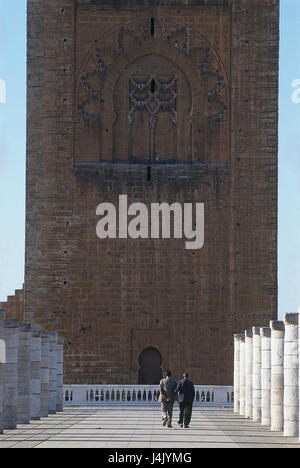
[31,329,43,338]
[48,331,58,341]
[18,323,32,332]
[234,334,244,341]
[4,319,19,328]
[270,320,285,331]
[245,329,253,338]
[283,313,298,326]
[260,327,271,338]
[252,327,261,336]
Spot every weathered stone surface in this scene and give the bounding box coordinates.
[245,330,253,419]
[56,337,64,412]
[17,323,32,425]
[30,330,42,420]
[24,0,279,385]
[252,327,262,422]
[1,319,19,430]
[234,334,243,414]
[239,334,246,417]
[270,320,285,432]
[0,287,24,322]
[283,313,298,437]
[0,309,6,434]
[48,332,58,414]
[40,332,50,418]
[260,327,271,427]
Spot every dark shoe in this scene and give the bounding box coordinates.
[168,425,173,428]
[184,425,190,428]
[163,418,168,427]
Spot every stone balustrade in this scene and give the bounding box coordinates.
[63,384,234,407]
[234,312,299,440]
[0,309,64,433]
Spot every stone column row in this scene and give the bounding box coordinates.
[234,313,299,439]
[0,309,64,433]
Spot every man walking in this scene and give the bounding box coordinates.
[159,370,177,428]
[176,373,195,428]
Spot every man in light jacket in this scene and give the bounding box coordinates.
[159,370,177,428]
[176,372,195,428]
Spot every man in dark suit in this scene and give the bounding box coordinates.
[176,373,195,428]
[159,370,177,428]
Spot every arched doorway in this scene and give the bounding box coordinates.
[138,347,163,385]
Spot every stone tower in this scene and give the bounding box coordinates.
[25,0,279,385]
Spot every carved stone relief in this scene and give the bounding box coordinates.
[75,16,229,163]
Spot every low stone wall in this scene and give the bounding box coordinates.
[234,311,299,440]
[0,309,64,433]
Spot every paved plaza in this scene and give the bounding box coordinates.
[0,406,299,449]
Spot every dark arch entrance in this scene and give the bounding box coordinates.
[138,347,163,385]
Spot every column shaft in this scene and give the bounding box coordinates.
[239,335,246,416]
[40,332,50,418]
[271,321,285,432]
[30,330,42,420]
[17,323,32,425]
[48,332,58,414]
[234,334,243,414]
[252,327,262,422]
[283,313,298,437]
[261,327,271,427]
[2,319,19,430]
[56,337,64,412]
[245,330,253,419]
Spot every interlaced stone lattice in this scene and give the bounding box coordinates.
[129,75,177,126]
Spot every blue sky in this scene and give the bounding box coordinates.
[0,0,299,320]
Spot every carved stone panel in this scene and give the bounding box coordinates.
[74,12,230,164]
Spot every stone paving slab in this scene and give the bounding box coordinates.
[0,406,299,448]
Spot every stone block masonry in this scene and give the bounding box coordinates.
[25,0,279,386]
[0,309,64,433]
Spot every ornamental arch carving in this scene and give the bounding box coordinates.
[74,16,229,164]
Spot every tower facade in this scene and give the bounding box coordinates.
[25,0,279,385]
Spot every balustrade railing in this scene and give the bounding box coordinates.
[63,385,234,407]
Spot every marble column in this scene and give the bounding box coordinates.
[2,319,19,430]
[271,320,285,432]
[30,330,42,420]
[17,323,32,425]
[234,334,243,414]
[40,331,50,418]
[48,332,58,414]
[56,337,64,412]
[283,313,298,437]
[252,327,262,422]
[261,327,272,427]
[245,329,253,419]
[239,334,246,416]
[0,309,6,434]
[299,304,300,443]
